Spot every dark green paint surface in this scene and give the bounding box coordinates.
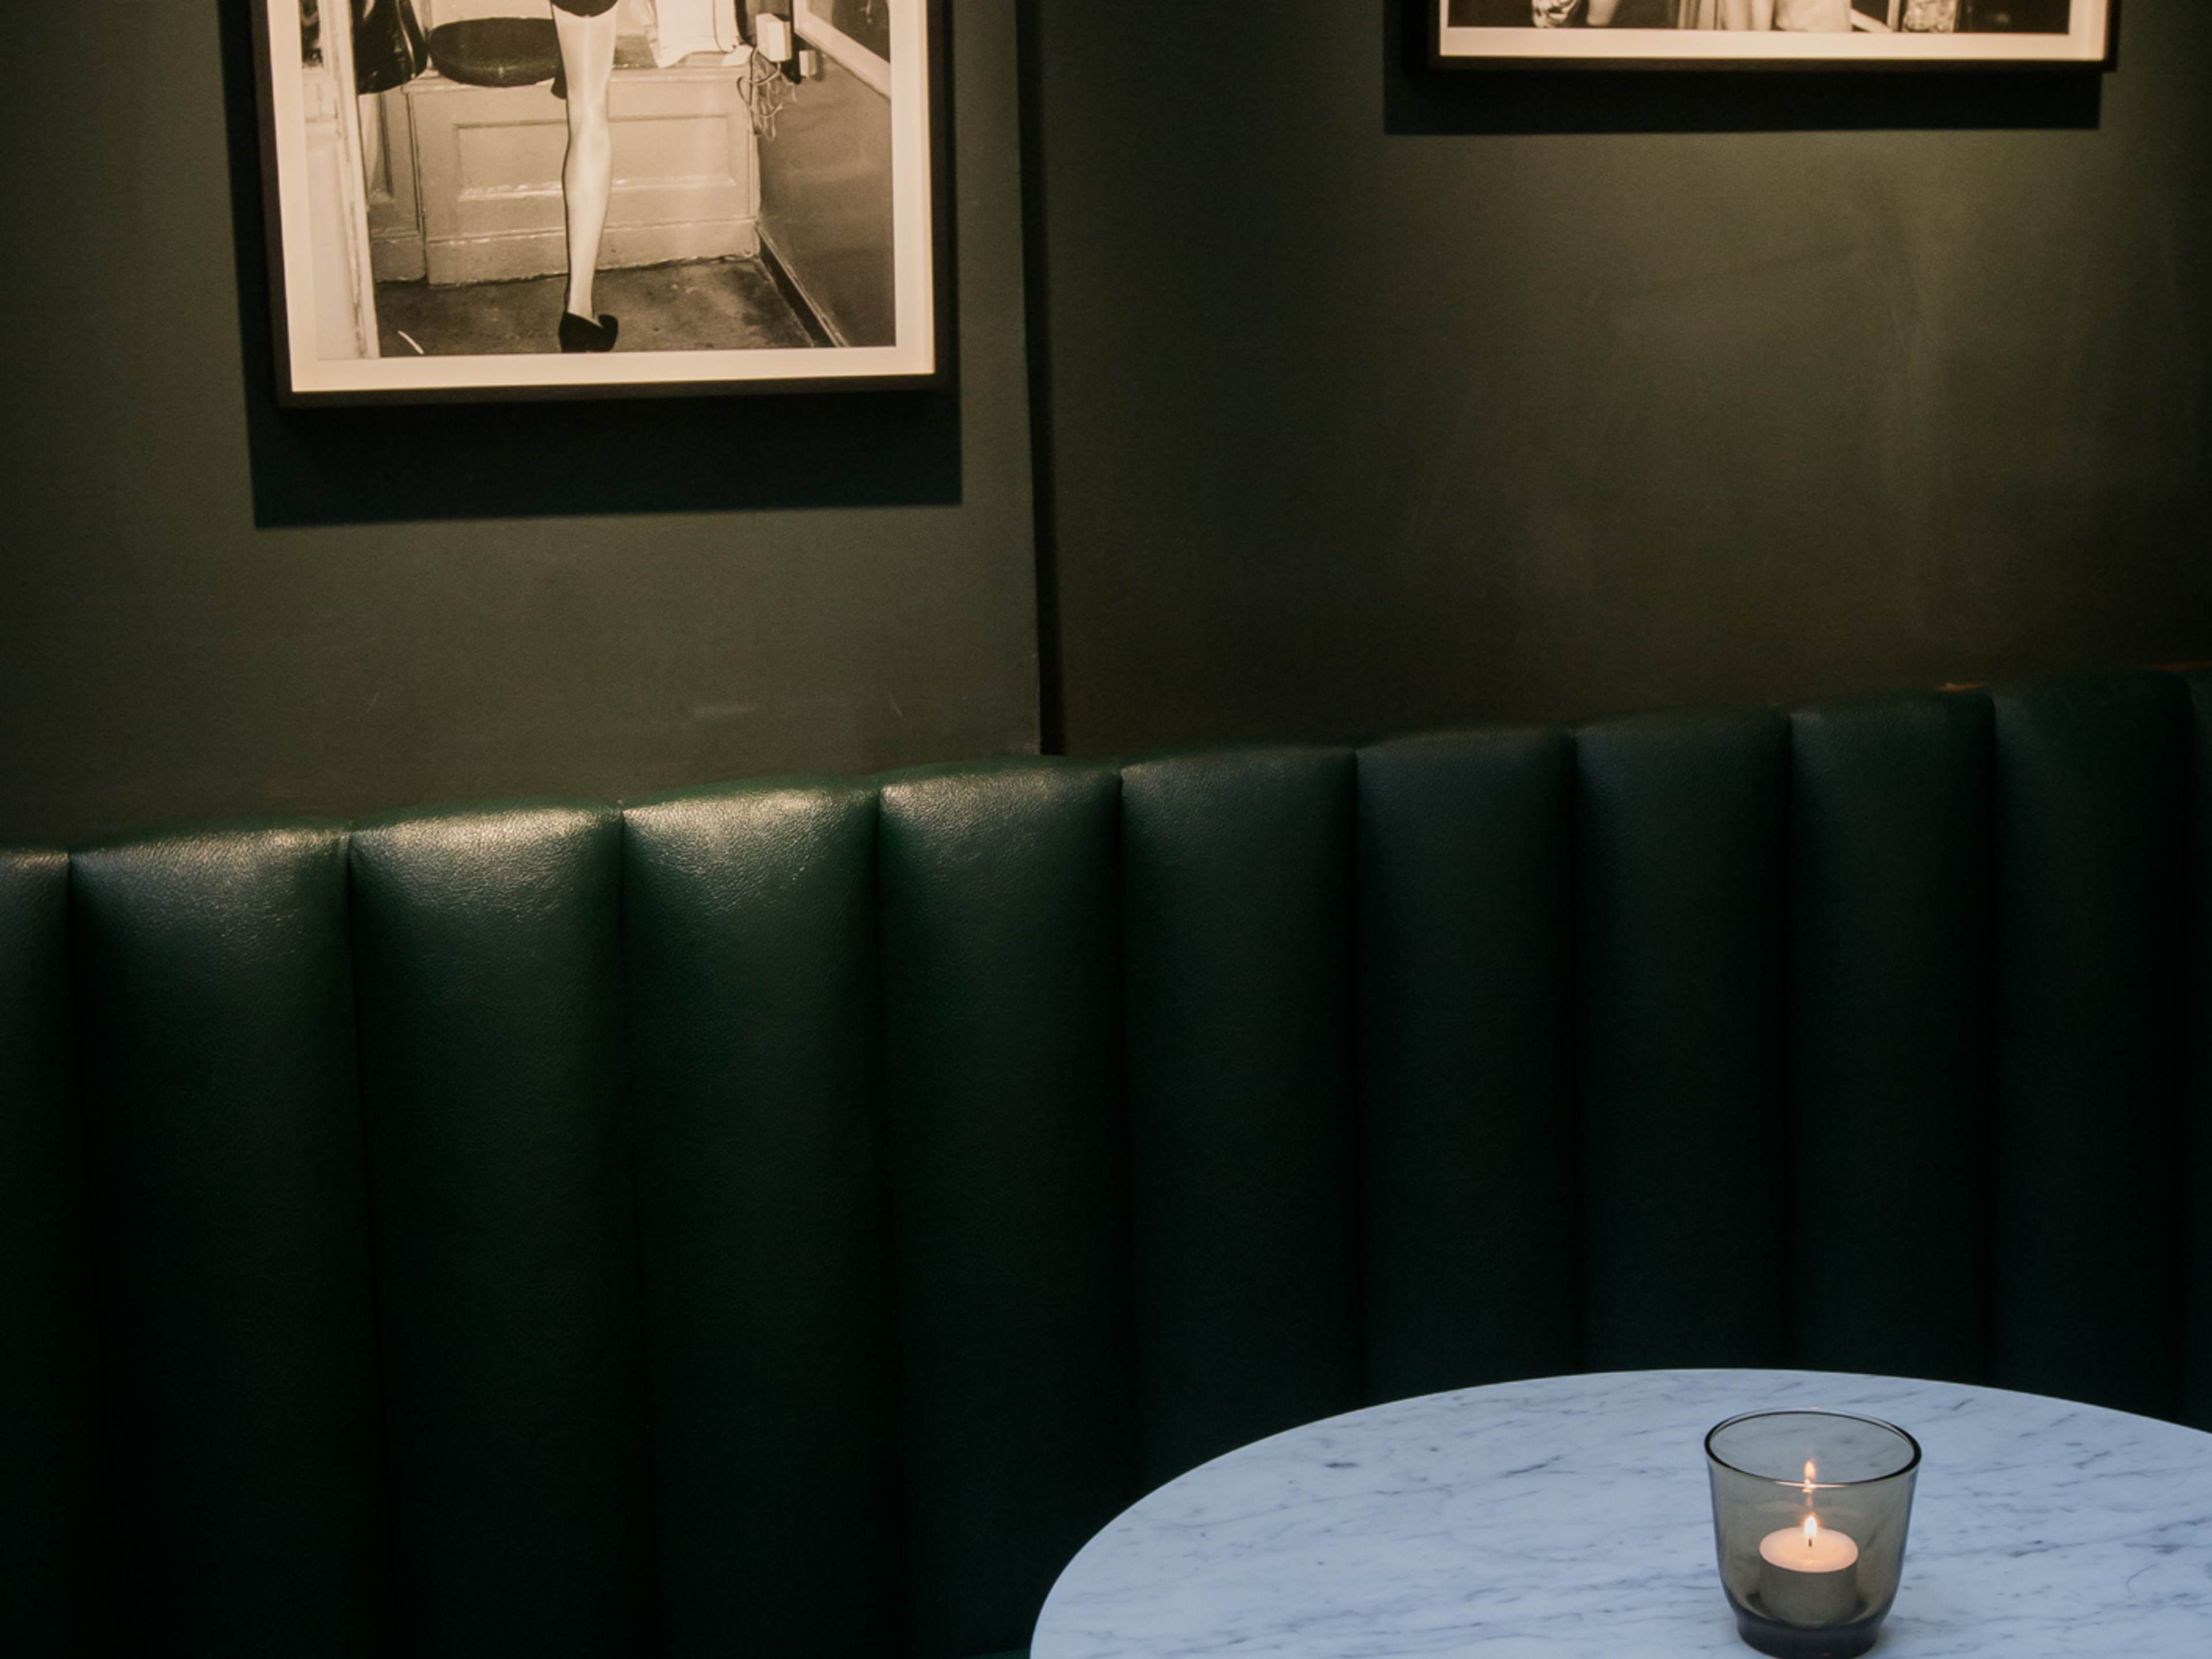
[0,1,1039,847]
[1025,0,2212,757]
[6,0,2211,854]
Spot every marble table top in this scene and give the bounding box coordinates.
[1031,1369,2212,1658]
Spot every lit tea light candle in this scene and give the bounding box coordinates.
[1758,1513,1860,1626]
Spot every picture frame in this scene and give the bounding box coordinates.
[1433,0,2116,69]
[251,0,947,404]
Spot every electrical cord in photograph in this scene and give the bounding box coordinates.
[737,43,798,138]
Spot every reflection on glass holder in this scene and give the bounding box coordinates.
[1705,1410,1922,1659]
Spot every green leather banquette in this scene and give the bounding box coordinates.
[3,669,2208,1656]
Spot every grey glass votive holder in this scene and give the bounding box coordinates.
[1705,1410,1921,1659]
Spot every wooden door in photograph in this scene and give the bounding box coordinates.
[404,51,758,287]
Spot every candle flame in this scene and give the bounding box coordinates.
[1804,1515,1820,1548]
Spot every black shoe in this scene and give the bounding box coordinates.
[558,311,619,353]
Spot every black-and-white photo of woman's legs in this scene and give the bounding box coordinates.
[552,2,620,353]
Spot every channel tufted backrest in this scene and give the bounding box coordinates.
[3,669,2210,1659]
[0,849,103,1650]
[622,781,897,1657]
[69,825,390,1653]
[350,805,654,1653]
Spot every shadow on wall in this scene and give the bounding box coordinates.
[220,0,961,528]
[1385,0,2105,135]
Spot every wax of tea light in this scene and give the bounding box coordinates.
[1758,1513,1860,1626]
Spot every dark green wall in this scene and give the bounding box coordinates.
[0,1,1037,847]
[1027,0,2212,756]
[9,3,2210,843]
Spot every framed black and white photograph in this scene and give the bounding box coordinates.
[1435,0,2115,66]
[252,0,942,403]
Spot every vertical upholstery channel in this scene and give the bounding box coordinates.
[71,827,393,1656]
[1121,750,1362,1484]
[1990,674,2190,1420]
[0,850,107,1653]
[878,763,1134,1659]
[1357,731,1578,1400]
[2191,671,2212,1435]
[1789,693,1995,1382]
[350,808,652,1655]
[624,784,899,1659]
[1576,711,1791,1372]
